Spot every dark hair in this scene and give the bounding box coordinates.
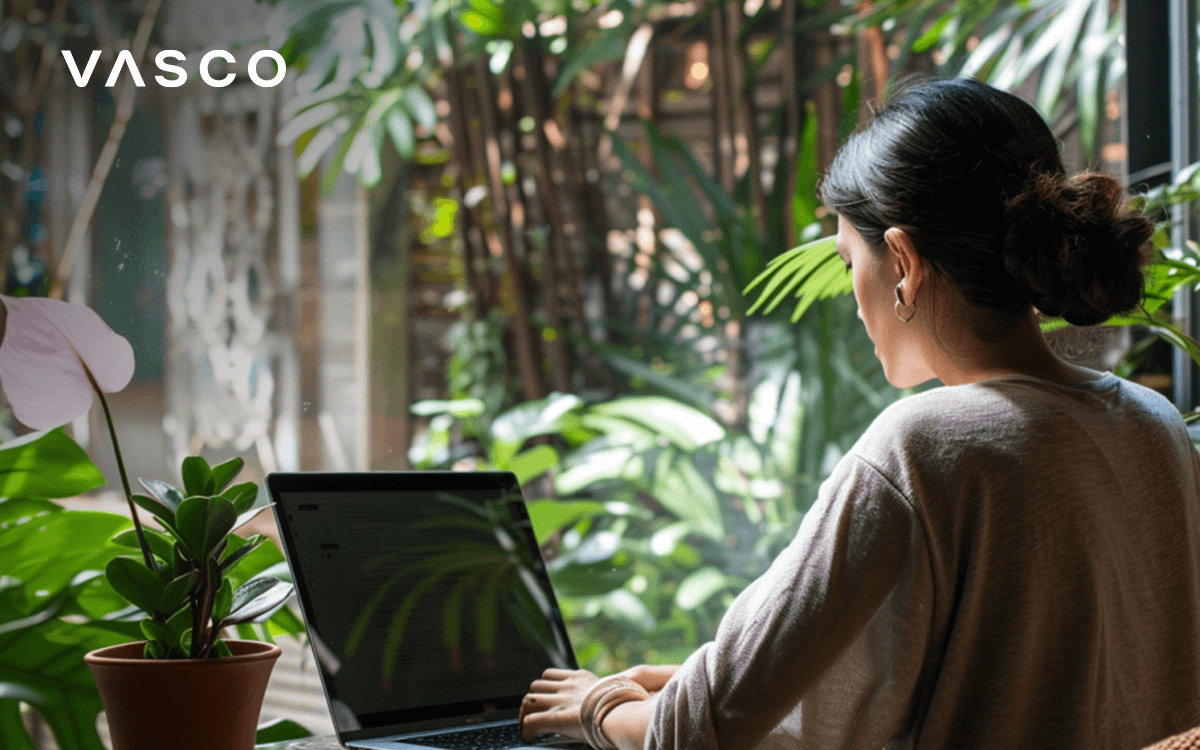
[819,76,1154,329]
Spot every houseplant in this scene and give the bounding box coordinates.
[0,294,295,750]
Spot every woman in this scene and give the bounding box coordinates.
[519,77,1200,749]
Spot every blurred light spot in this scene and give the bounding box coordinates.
[599,10,623,28]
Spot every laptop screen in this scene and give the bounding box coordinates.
[269,472,576,739]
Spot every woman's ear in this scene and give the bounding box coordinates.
[883,227,924,303]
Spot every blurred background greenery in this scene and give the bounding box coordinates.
[3,0,1198,744]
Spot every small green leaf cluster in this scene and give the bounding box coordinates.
[105,456,294,659]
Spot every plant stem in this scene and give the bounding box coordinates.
[86,368,155,570]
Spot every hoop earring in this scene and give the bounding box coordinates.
[894,282,915,322]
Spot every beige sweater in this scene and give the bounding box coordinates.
[646,373,1200,749]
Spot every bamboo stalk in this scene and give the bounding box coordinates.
[728,0,765,235]
[446,68,490,321]
[516,43,573,392]
[781,0,799,249]
[563,94,616,342]
[634,36,658,340]
[710,4,736,195]
[472,59,545,401]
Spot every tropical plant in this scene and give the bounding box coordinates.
[0,428,305,749]
[852,0,1123,157]
[0,294,301,672]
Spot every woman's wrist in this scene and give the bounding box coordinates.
[599,694,658,750]
[579,676,651,750]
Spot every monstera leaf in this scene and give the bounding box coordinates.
[0,492,139,750]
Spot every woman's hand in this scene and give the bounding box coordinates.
[520,664,679,747]
[519,668,599,743]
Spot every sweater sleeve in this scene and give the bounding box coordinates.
[645,454,934,750]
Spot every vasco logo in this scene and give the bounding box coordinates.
[61,49,286,88]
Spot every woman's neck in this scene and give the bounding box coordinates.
[928,314,1103,387]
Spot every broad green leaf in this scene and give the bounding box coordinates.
[138,478,186,511]
[210,457,245,492]
[105,557,164,615]
[222,577,294,626]
[675,566,733,610]
[590,397,725,450]
[130,493,176,530]
[386,107,415,158]
[255,718,314,744]
[140,619,179,654]
[233,504,271,532]
[601,589,654,632]
[174,496,237,559]
[158,571,199,615]
[219,482,258,513]
[220,534,266,572]
[113,528,175,569]
[0,429,104,499]
[2,509,129,597]
[181,456,215,497]
[508,445,559,484]
[212,578,234,624]
[0,616,131,750]
[651,452,724,540]
[526,500,606,545]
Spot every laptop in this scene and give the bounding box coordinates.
[267,471,590,750]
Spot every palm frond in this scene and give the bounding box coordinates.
[744,236,852,322]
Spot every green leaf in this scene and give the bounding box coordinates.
[113,528,174,569]
[233,504,271,532]
[222,577,294,627]
[0,614,128,749]
[651,452,724,540]
[158,571,199,615]
[210,458,245,492]
[386,107,415,158]
[212,578,234,624]
[181,456,215,497]
[508,444,559,484]
[0,428,104,499]
[255,718,314,744]
[130,494,176,530]
[526,500,607,546]
[401,86,437,132]
[792,100,819,233]
[174,497,237,559]
[590,397,725,451]
[220,535,266,572]
[219,482,258,513]
[1,509,129,601]
[138,478,186,512]
[105,557,165,615]
[140,619,179,656]
[675,566,733,610]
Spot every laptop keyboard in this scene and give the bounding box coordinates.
[404,723,546,749]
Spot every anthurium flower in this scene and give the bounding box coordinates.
[0,295,135,430]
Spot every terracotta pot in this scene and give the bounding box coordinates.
[85,639,282,750]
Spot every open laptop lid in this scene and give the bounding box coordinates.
[267,472,578,744]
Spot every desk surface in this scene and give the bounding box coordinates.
[258,738,343,749]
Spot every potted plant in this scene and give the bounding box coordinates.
[0,294,295,750]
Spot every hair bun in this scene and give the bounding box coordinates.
[1001,171,1154,326]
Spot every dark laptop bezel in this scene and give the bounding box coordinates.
[266,471,579,745]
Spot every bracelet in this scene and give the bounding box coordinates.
[579,676,651,750]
